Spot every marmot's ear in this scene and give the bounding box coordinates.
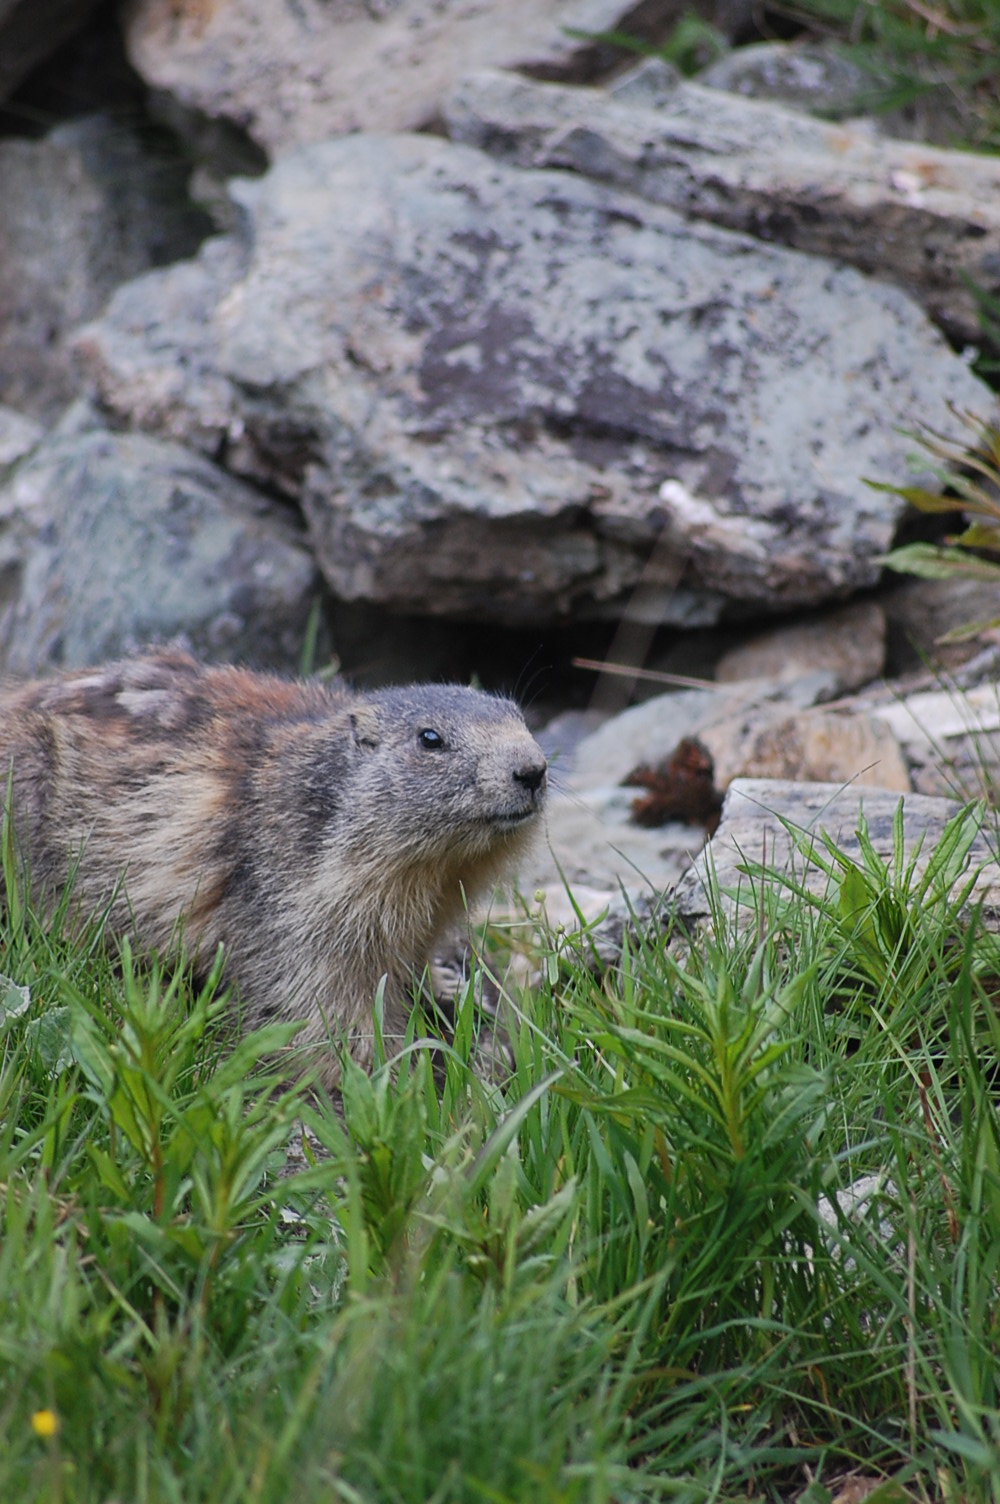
[350,706,381,750]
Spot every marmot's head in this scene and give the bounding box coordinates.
[345,683,547,871]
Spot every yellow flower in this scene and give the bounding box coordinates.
[31,1409,59,1439]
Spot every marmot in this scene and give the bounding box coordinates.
[0,651,547,1087]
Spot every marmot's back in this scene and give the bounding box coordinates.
[0,651,547,1084]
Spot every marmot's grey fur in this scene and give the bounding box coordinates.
[0,651,547,1087]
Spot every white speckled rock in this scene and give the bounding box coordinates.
[123,0,700,158]
[447,68,1000,343]
[75,131,991,627]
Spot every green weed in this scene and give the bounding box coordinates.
[773,0,1000,149]
[2,802,999,1499]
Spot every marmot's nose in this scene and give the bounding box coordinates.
[513,757,547,795]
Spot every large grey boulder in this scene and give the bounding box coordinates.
[446,68,1000,343]
[76,132,991,627]
[0,114,210,421]
[0,415,320,675]
[123,0,685,159]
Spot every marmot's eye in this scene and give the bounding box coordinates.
[418,727,444,750]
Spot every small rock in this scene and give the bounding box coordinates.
[715,601,886,697]
[872,684,1000,800]
[0,420,321,674]
[698,39,875,118]
[883,574,1000,676]
[699,704,911,792]
[674,777,1000,924]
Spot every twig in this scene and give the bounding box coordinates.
[572,657,718,691]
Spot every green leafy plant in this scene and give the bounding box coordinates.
[3,804,1000,1499]
[564,15,729,79]
[875,404,1000,641]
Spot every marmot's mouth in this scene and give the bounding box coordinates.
[489,809,540,832]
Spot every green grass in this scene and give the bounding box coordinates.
[3,798,1000,1501]
[588,2,1000,151]
[875,408,1000,633]
[771,0,1000,150]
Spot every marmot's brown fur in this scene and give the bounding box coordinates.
[0,651,547,1087]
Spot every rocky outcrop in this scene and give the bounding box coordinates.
[75,131,990,628]
[526,666,917,927]
[524,609,1000,922]
[0,412,320,674]
[446,67,1000,343]
[4,3,999,701]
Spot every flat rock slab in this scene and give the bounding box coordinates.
[124,0,682,158]
[447,69,1000,343]
[76,132,990,627]
[674,778,1000,924]
[0,418,320,674]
